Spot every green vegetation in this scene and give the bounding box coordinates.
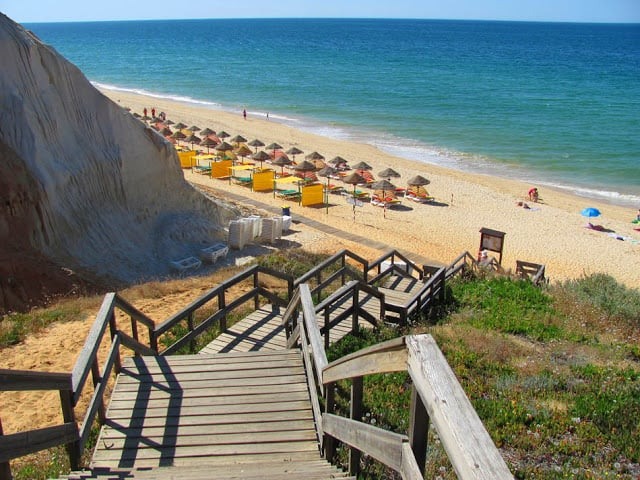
[0,298,99,348]
[327,272,640,479]
[4,252,639,479]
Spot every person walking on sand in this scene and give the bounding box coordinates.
[151,107,156,118]
[143,107,147,117]
[243,109,247,120]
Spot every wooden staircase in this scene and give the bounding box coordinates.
[80,349,352,479]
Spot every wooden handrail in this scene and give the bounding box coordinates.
[294,249,368,287]
[71,293,115,402]
[0,369,72,392]
[321,334,513,479]
[300,284,328,379]
[406,335,513,479]
[368,249,423,280]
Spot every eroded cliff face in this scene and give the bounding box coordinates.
[0,14,238,311]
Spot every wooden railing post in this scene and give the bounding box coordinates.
[149,328,158,353]
[60,389,80,470]
[341,255,346,286]
[324,309,331,350]
[107,310,122,372]
[324,382,336,461]
[352,284,359,335]
[0,418,12,480]
[187,311,195,352]
[409,384,429,474]
[349,376,363,476]
[130,315,139,344]
[254,271,260,310]
[218,291,227,333]
[315,272,322,303]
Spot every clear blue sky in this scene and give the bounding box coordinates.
[2,0,639,24]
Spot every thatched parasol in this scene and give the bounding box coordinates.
[407,175,430,186]
[352,161,372,171]
[378,167,401,180]
[251,150,271,169]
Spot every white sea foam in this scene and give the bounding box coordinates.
[96,81,640,208]
[93,82,222,109]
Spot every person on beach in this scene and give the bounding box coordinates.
[636,209,640,221]
[143,107,147,117]
[243,109,247,120]
[528,187,539,202]
[151,107,156,118]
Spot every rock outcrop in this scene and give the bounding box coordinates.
[0,14,238,311]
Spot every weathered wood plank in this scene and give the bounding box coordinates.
[110,382,308,399]
[0,423,78,463]
[106,390,311,410]
[105,399,313,420]
[103,410,314,430]
[121,357,297,374]
[71,293,115,399]
[115,366,305,384]
[96,429,318,451]
[406,335,513,479]
[323,337,407,384]
[91,450,323,469]
[113,373,307,389]
[92,439,320,461]
[322,414,406,472]
[100,419,315,439]
[0,369,71,392]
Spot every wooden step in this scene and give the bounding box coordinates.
[61,459,356,479]
[92,350,323,471]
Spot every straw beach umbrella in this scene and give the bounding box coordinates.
[378,167,401,180]
[343,171,366,221]
[201,137,218,153]
[170,130,186,146]
[285,147,304,163]
[215,141,234,160]
[248,139,265,153]
[352,161,372,171]
[174,122,187,130]
[317,166,338,214]
[200,127,215,137]
[272,156,292,177]
[184,134,201,150]
[266,142,283,159]
[188,125,201,132]
[217,131,230,140]
[235,144,253,163]
[371,179,397,218]
[407,175,430,186]
[230,134,247,146]
[251,150,271,169]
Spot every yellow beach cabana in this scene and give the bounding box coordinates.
[178,150,197,168]
[211,159,233,179]
[252,169,275,192]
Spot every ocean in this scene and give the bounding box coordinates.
[24,18,640,207]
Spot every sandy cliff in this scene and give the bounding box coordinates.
[0,14,237,312]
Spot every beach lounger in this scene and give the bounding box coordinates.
[231,176,253,187]
[276,189,301,200]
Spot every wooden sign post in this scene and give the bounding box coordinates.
[479,227,506,265]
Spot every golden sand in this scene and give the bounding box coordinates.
[104,89,640,287]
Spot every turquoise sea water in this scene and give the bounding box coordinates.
[24,18,640,206]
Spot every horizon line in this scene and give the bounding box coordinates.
[18,16,640,26]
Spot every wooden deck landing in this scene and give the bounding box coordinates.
[91,350,352,478]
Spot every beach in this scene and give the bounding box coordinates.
[104,89,640,288]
